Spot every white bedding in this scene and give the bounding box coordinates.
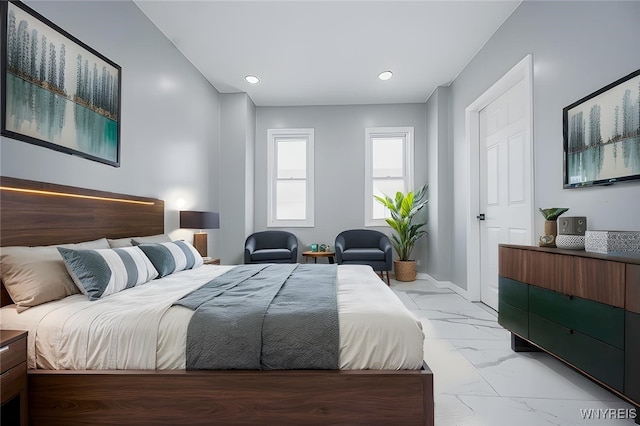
[0,264,424,370]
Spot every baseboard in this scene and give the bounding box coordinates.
[416,273,476,302]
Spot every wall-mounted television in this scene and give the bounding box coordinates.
[563,69,640,188]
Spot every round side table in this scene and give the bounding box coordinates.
[302,251,335,264]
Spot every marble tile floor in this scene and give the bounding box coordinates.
[390,279,637,426]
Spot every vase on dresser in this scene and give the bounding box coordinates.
[540,220,558,247]
[556,216,587,250]
[538,208,569,248]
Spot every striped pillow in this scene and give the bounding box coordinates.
[58,246,159,300]
[136,241,203,278]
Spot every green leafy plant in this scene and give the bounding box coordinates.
[538,207,569,221]
[374,185,429,261]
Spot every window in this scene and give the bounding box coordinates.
[267,128,314,227]
[365,127,414,226]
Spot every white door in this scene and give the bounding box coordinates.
[478,79,532,311]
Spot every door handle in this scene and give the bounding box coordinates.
[476,214,485,221]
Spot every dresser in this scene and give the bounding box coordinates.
[498,244,639,419]
[1,330,28,426]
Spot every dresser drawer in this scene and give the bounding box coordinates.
[498,302,528,339]
[0,334,26,374]
[627,264,640,315]
[0,361,27,404]
[529,285,624,349]
[529,314,624,391]
[498,278,530,338]
[573,257,625,308]
[0,331,28,425]
[499,277,528,310]
[626,311,640,404]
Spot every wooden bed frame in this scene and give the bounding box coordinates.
[0,176,434,425]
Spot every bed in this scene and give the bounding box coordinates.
[0,176,434,425]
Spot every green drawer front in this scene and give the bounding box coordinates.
[529,314,624,392]
[498,301,528,338]
[529,286,624,349]
[626,311,640,404]
[499,277,528,311]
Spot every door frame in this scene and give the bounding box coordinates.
[465,54,535,301]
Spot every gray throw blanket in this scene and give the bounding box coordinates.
[174,264,339,370]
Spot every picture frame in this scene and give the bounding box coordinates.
[1,0,121,167]
[563,69,640,188]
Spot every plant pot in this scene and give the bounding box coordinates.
[539,220,558,247]
[394,260,417,282]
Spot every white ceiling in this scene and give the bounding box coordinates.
[134,0,521,106]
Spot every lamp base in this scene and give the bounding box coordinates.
[193,233,208,258]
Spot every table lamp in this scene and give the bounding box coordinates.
[179,211,219,257]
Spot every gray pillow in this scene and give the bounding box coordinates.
[137,241,203,278]
[108,234,172,248]
[58,246,158,300]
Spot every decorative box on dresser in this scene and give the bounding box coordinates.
[498,244,639,423]
[1,330,28,426]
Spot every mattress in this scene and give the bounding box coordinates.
[0,264,424,370]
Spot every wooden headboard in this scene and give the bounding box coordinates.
[0,176,165,306]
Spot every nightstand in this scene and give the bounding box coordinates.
[1,330,28,426]
[203,258,221,265]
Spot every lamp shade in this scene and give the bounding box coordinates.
[179,211,220,229]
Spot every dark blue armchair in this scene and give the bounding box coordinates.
[244,231,298,264]
[335,229,392,285]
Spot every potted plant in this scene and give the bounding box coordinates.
[538,207,569,247]
[374,185,429,282]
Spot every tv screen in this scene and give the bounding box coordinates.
[563,69,640,188]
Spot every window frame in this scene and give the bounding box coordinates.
[364,126,415,227]
[267,128,315,228]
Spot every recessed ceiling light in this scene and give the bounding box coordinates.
[378,71,393,81]
[245,75,260,84]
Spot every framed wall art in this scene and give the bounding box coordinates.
[563,69,640,188]
[1,0,121,167]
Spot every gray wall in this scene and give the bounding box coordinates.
[255,104,429,270]
[5,1,638,280]
[442,0,640,290]
[0,1,221,256]
[219,93,255,264]
[246,97,256,245]
[425,86,453,281]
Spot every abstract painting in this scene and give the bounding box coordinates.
[563,69,640,187]
[1,1,121,167]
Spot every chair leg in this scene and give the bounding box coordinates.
[376,271,391,286]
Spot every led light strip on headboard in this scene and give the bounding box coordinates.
[0,186,155,205]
